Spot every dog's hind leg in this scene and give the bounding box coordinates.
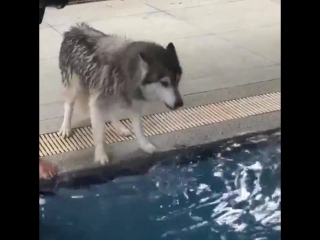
[59,85,76,138]
[131,102,157,154]
[89,95,109,165]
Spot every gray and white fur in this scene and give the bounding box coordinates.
[58,23,183,165]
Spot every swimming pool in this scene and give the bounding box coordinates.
[40,130,281,240]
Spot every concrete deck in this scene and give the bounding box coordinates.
[39,0,281,175]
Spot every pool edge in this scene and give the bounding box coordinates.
[40,111,280,192]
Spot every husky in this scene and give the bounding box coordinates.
[58,23,183,165]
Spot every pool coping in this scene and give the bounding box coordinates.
[40,111,280,193]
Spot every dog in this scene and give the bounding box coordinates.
[58,23,183,165]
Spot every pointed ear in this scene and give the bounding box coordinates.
[166,42,176,54]
[138,52,148,64]
[138,52,149,81]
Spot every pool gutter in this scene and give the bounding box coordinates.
[40,111,280,192]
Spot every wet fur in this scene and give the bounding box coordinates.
[58,23,183,164]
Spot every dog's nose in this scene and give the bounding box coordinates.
[174,99,183,109]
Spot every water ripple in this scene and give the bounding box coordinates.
[40,132,281,240]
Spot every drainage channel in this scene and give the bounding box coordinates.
[39,92,280,157]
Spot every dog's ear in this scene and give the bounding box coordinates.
[165,43,181,75]
[138,52,149,80]
[138,52,148,64]
[166,42,177,55]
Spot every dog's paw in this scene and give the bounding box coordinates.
[94,151,109,165]
[58,125,72,138]
[117,126,132,137]
[113,123,132,137]
[140,141,157,154]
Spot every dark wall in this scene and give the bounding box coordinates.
[39,0,69,24]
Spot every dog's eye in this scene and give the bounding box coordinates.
[161,81,169,87]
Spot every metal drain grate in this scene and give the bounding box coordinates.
[39,92,280,157]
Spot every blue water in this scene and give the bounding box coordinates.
[40,133,281,240]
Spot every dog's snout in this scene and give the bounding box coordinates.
[174,99,183,109]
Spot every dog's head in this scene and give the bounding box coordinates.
[139,42,183,110]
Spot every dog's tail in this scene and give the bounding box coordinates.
[63,22,107,39]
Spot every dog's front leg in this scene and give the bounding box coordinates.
[89,97,109,165]
[131,103,157,154]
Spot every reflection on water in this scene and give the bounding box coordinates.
[40,132,280,240]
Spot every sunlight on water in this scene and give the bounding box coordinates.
[146,140,280,239]
[40,132,280,240]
